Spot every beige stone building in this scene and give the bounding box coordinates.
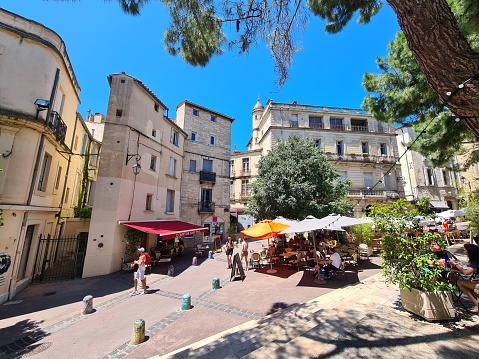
[176,101,234,244]
[230,98,404,222]
[396,127,460,210]
[84,72,188,277]
[0,9,97,302]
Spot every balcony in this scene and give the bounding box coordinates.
[47,111,67,143]
[350,125,369,132]
[200,170,216,184]
[329,124,345,131]
[240,169,251,176]
[309,122,324,129]
[289,121,299,128]
[240,191,251,200]
[348,189,400,198]
[198,201,215,213]
[324,153,396,164]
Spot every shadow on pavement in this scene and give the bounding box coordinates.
[0,319,48,354]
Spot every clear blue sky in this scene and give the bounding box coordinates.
[2,1,400,151]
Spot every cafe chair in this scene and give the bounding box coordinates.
[331,261,348,282]
[251,252,262,269]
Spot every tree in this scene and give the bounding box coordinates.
[67,0,479,139]
[247,135,352,220]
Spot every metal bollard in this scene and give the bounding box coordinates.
[192,256,198,266]
[212,277,220,290]
[168,265,174,276]
[131,319,145,345]
[208,250,213,259]
[181,293,191,310]
[81,295,94,315]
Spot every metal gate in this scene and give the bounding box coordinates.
[32,232,88,283]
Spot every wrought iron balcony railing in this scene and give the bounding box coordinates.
[200,170,216,184]
[198,201,215,213]
[47,111,67,143]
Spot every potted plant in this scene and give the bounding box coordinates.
[370,198,456,321]
[351,223,374,256]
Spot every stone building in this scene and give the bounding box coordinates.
[396,126,460,210]
[0,9,97,302]
[176,101,234,244]
[230,98,405,221]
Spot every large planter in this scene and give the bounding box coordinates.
[400,288,455,322]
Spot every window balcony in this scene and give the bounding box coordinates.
[198,201,215,213]
[309,122,324,129]
[47,111,67,143]
[240,191,251,199]
[240,169,251,176]
[350,125,369,132]
[200,170,216,184]
[329,124,345,131]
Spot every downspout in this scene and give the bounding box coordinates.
[7,68,60,299]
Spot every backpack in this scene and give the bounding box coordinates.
[144,253,151,265]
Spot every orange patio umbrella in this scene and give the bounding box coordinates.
[241,219,291,239]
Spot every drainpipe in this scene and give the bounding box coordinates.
[7,69,60,300]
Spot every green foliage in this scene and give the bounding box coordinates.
[247,135,352,221]
[350,223,374,246]
[124,228,144,258]
[74,206,92,219]
[362,31,474,169]
[466,189,479,234]
[371,200,454,292]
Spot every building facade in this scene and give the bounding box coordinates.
[176,101,234,242]
[0,9,96,302]
[230,98,405,220]
[396,127,460,210]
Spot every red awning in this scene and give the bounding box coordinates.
[122,220,207,240]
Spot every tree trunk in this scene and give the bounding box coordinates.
[388,0,479,138]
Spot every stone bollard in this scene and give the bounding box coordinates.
[208,251,213,259]
[81,295,94,315]
[167,265,175,277]
[192,256,198,266]
[131,319,145,345]
[212,277,220,290]
[181,293,191,310]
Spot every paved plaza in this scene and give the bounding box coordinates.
[0,240,478,359]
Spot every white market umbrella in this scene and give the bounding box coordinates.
[320,214,373,230]
[437,208,465,218]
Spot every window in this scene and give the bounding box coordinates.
[166,190,175,212]
[336,141,344,155]
[169,157,176,177]
[170,128,180,146]
[116,109,123,117]
[210,136,216,146]
[330,118,343,130]
[380,143,387,156]
[242,158,250,171]
[201,188,212,205]
[361,142,369,154]
[230,182,234,198]
[193,109,199,116]
[314,139,321,148]
[120,79,125,83]
[55,166,63,190]
[150,155,157,171]
[191,132,197,141]
[309,116,323,128]
[145,194,153,211]
[383,174,391,190]
[152,129,156,137]
[291,114,298,127]
[211,115,216,122]
[338,171,347,180]
[154,103,159,112]
[74,136,78,151]
[443,170,450,186]
[64,187,70,204]
[230,160,234,174]
[189,160,197,172]
[363,172,373,189]
[241,180,249,196]
[203,159,213,172]
[37,153,52,191]
[80,134,87,156]
[426,168,434,185]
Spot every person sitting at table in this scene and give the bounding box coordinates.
[429,241,457,281]
[321,247,342,279]
[450,243,479,313]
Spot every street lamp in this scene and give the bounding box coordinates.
[34,99,50,121]
[132,162,141,176]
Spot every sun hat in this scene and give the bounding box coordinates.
[138,247,145,252]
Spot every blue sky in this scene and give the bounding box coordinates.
[2,1,400,151]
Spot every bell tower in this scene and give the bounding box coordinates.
[251,96,264,150]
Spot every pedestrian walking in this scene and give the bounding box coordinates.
[240,237,249,270]
[131,247,147,295]
[226,236,235,269]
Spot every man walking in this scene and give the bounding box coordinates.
[131,247,147,295]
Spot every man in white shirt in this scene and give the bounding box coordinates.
[322,247,342,279]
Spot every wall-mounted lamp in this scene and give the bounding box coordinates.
[34,99,50,121]
[132,162,141,176]
[126,151,141,175]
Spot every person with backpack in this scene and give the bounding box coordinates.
[131,247,148,295]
